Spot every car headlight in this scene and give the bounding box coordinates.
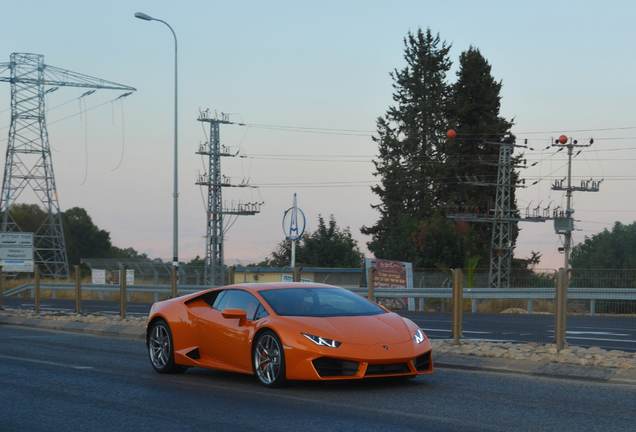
[302,332,342,348]
[413,328,426,344]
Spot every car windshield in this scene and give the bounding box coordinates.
[259,287,385,317]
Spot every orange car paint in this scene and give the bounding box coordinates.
[147,283,434,381]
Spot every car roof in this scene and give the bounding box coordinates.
[219,282,340,292]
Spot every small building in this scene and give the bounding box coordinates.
[231,266,363,288]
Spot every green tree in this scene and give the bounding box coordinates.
[362,28,452,266]
[7,204,145,265]
[7,204,47,233]
[445,47,518,266]
[265,215,363,268]
[62,207,115,265]
[363,33,519,270]
[110,246,149,260]
[571,222,636,269]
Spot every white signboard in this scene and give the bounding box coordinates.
[126,269,135,285]
[92,269,106,285]
[0,232,34,273]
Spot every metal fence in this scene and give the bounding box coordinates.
[2,266,635,351]
[4,279,636,316]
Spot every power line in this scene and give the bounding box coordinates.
[243,122,375,134]
[242,119,636,135]
[0,52,135,278]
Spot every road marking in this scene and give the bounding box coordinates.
[0,353,94,370]
[548,330,631,337]
[565,336,636,343]
[569,325,636,332]
[421,328,491,335]
[567,331,630,336]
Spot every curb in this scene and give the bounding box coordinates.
[2,313,635,386]
[0,314,145,340]
[435,353,636,386]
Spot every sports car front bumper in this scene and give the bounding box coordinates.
[283,337,433,381]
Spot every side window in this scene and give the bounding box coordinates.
[218,290,262,320]
[212,290,228,310]
[253,303,269,320]
[204,290,222,307]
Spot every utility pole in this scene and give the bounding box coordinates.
[196,109,263,286]
[550,135,600,349]
[550,135,601,276]
[448,136,548,288]
[0,53,135,278]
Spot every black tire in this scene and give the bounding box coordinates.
[147,319,187,374]
[252,330,287,388]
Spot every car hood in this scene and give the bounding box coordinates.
[281,312,413,344]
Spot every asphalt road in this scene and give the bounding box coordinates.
[4,297,636,351]
[403,311,636,352]
[0,325,634,432]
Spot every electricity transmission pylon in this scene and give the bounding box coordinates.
[196,109,262,286]
[0,53,135,277]
[448,137,548,288]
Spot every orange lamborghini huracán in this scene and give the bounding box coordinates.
[146,283,433,387]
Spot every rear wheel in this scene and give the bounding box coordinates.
[253,330,287,387]
[148,320,186,374]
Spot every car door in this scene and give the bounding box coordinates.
[212,289,263,371]
[186,289,229,365]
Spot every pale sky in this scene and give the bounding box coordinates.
[1,0,635,269]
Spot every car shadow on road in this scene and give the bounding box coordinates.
[183,367,434,392]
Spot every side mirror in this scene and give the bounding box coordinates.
[222,308,247,325]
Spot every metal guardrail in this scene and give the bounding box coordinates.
[350,287,636,301]
[5,283,636,301]
[4,283,208,299]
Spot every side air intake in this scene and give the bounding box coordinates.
[186,348,200,360]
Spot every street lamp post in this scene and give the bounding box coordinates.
[134,12,179,297]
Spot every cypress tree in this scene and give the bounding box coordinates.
[446,47,517,265]
[362,29,452,266]
[363,36,519,269]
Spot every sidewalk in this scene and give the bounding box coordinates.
[0,310,145,339]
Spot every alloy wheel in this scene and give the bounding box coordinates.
[149,324,171,370]
[254,334,282,385]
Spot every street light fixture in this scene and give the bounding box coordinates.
[134,12,153,21]
[134,11,180,297]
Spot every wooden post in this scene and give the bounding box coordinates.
[560,268,569,347]
[74,265,81,314]
[451,268,464,345]
[120,266,127,319]
[554,267,568,351]
[227,266,235,285]
[34,266,41,314]
[367,267,375,302]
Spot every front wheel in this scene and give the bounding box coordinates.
[253,330,287,387]
[148,319,186,374]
